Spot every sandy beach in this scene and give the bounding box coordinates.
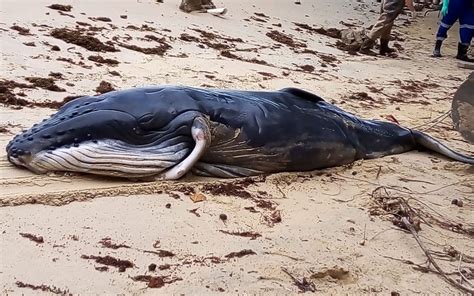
[1,0,473,294]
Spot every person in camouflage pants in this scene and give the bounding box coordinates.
[360,0,416,56]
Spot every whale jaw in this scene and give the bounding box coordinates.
[14,140,190,178]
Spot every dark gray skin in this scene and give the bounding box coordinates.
[6,86,474,179]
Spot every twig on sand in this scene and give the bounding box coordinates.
[332,196,355,203]
[369,227,400,241]
[370,185,473,236]
[398,177,435,185]
[458,253,474,288]
[359,223,367,246]
[274,184,287,199]
[337,174,466,196]
[375,166,382,179]
[382,255,469,277]
[401,216,474,294]
[382,255,417,265]
[263,252,303,261]
[281,267,316,293]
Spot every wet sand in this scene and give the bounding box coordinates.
[1,0,473,294]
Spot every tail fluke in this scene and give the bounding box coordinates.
[412,130,474,164]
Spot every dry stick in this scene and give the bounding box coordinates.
[401,216,474,294]
[375,166,382,179]
[458,254,465,286]
[422,181,469,195]
[369,227,400,241]
[400,194,474,245]
[401,195,471,234]
[274,184,287,199]
[382,255,467,277]
[372,185,472,233]
[263,252,303,261]
[360,223,367,245]
[332,196,355,203]
[382,255,416,265]
[335,174,466,196]
[373,187,430,226]
[430,250,474,264]
[398,177,435,185]
[458,253,474,288]
[281,267,316,293]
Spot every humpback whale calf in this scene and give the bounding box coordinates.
[6,86,473,179]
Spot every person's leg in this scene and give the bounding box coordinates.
[369,0,404,40]
[361,0,404,55]
[379,23,396,55]
[379,3,404,55]
[456,1,474,61]
[379,22,394,41]
[433,0,462,57]
[360,13,390,54]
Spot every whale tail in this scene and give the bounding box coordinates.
[412,130,474,164]
[352,119,473,164]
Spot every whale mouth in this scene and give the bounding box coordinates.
[12,139,191,178]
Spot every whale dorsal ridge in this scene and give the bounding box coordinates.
[279,87,325,103]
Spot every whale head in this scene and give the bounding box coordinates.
[6,87,200,178]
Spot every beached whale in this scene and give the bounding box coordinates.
[6,86,473,179]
